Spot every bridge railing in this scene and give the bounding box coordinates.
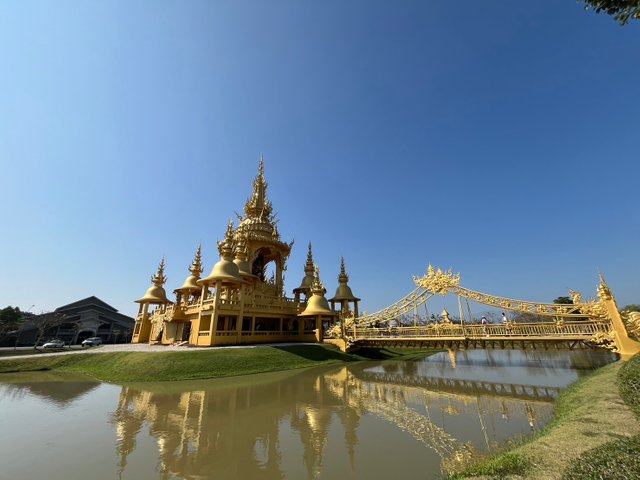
[354,320,611,340]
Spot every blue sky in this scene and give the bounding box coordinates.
[1,1,638,318]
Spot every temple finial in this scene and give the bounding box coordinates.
[225,219,234,239]
[189,244,203,276]
[244,155,273,219]
[152,257,167,286]
[312,264,325,294]
[305,242,314,273]
[218,220,235,257]
[338,257,349,283]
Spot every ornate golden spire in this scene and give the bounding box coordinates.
[312,265,325,295]
[189,244,203,277]
[305,243,314,273]
[151,258,167,287]
[299,264,334,316]
[234,236,248,261]
[136,257,170,304]
[218,220,235,257]
[330,257,360,302]
[338,257,349,284]
[243,154,273,219]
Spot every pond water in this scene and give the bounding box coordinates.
[0,350,616,480]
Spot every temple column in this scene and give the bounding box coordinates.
[236,286,244,338]
[136,303,152,343]
[276,258,283,297]
[211,280,222,344]
[315,315,324,342]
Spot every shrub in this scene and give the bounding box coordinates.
[448,453,529,479]
[562,434,640,480]
[618,353,640,419]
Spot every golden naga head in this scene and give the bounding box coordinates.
[413,264,461,296]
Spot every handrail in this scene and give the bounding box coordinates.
[353,320,611,340]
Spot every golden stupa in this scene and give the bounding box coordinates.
[132,157,355,346]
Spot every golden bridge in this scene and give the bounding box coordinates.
[328,266,640,357]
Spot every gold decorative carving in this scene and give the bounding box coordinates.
[622,311,640,339]
[568,289,608,321]
[413,265,461,296]
[590,331,620,353]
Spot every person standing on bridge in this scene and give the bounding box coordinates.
[481,316,488,336]
[501,312,508,324]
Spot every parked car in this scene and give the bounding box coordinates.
[81,337,103,347]
[42,339,65,349]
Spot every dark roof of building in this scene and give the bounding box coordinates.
[56,296,118,313]
[19,296,135,333]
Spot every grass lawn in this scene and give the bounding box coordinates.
[449,358,640,479]
[0,344,442,383]
[0,347,83,358]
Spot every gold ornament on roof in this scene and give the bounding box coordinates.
[189,244,203,277]
[152,258,167,287]
[312,265,325,295]
[243,154,273,220]
[218,219,236,257]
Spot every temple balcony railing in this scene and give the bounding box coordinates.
[252,330,300,337]
[218,299,241,309]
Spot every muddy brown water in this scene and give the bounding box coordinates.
[0,350,616,479]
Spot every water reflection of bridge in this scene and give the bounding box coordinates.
[110,358,556,479]
[351,369,561,402]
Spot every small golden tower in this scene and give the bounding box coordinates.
[199,220,244,286]
[299,266,337,342]
[293,242,316,303]
[329,257,361,317]
[132,258,170,343]
[174,244,204,304]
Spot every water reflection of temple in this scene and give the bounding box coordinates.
[110,361,557,479]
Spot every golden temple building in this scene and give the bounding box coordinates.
[131,157,360,347]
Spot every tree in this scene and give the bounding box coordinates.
[622,304,640,313]
[31,311,66,348]
[553,296,573,305]
[511,311,546,323]
[553,296,582,316]
[0,306,24,338]
[578,0,640,25]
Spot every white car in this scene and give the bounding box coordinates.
[82,337,103,347]
[42,339,65,349]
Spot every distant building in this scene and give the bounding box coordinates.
[17,296,134,346]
